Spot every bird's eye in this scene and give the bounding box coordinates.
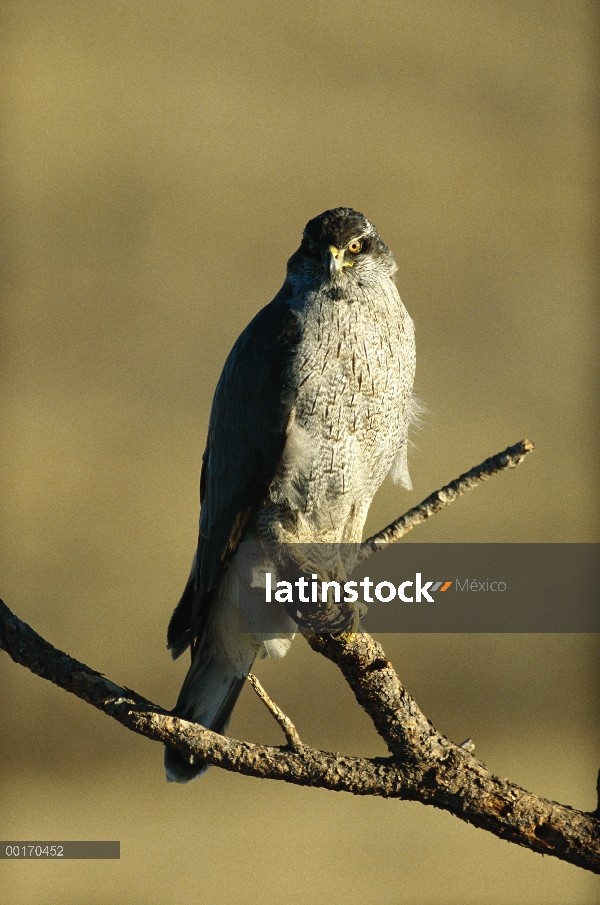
[348,240,362,254]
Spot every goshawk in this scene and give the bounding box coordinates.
[165,207,416,782]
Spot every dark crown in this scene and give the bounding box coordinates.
[303,208,378,248]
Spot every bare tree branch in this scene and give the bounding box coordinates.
[359,439,534,562]
[2,440,599,873]
[1,596,598,872]
[304,629,600,872]
[247,672,303,750]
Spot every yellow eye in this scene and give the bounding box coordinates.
[348,239,362,254]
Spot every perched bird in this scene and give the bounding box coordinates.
[165,207,416,782]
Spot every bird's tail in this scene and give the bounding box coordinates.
[164,643,253,783]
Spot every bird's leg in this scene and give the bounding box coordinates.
[332,551,367,637]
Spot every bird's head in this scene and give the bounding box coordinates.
[287,208,397,289]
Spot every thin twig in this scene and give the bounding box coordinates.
[358,438,534,563]
[247,673,303,750]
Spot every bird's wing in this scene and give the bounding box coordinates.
[167,285,301,658]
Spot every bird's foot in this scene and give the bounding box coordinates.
[286,579,367,636]
[340,599,368,639]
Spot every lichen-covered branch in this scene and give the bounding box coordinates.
[359,439,534,562]
[1,597,598,873]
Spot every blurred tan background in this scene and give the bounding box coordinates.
[1,2,599,903]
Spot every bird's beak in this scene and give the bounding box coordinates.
[325,245,345,280]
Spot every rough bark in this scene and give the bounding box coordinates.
[1,597,598,872]
[2,439,599,873]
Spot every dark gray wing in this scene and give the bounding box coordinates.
[167,284,301,658]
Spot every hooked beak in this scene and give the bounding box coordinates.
[325,245,345,280]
